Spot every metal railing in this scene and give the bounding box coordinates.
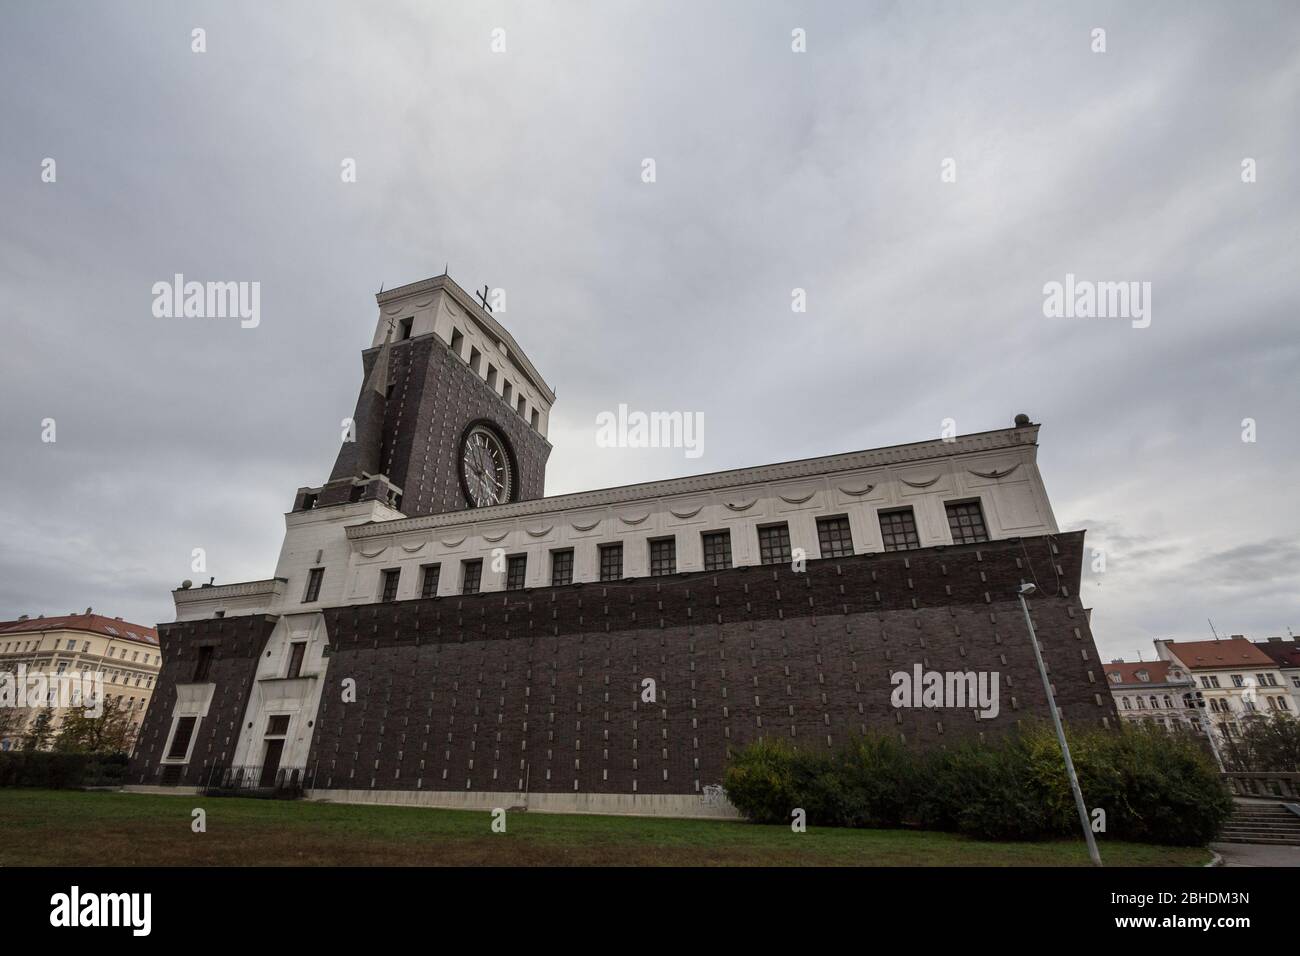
[1222,772,1300,800]
[201,764,312,798]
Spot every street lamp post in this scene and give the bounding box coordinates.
[1016,582,1102,866]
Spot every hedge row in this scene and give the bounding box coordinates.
[722,723,1233,845]
[0,751,129,789]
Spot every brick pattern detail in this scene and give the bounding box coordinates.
[362,335,550,516]
[300,531,1113,796]
[126,615,276,787]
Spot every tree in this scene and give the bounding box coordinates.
[1221,712,1300,773]
[53,696,135,754]
[21,709,54,752]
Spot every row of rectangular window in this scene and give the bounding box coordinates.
[449,326,543,431]
[309,501,991,603]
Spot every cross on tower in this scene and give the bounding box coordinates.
[475,285,494,314]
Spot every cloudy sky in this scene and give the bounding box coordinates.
[1,1,1296,661]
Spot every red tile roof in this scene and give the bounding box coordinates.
[1254,639,1300,669]
[0,613,158,646]
[1105,661,1180,685]
[1163,637,1274,670]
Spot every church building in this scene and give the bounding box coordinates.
[127,274,1116,816]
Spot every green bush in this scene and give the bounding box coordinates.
[724,722,1233,846]
[0,750,130,789]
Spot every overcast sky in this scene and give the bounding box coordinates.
[1,1,1296,662]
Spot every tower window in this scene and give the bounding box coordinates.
[551,549,574,587]
[879,508,921,551]
[757,523,792,565]
[530,409,540,430]
[517,396,527,417]
[702,531,732,571]
[816,515,854,558]
[450,327,464,358]
[945,500,989,545]
[469,346,481,375]
[420,564,441,599]
[506,554,527,591]
[398,316,413,340]
[303,567,324,603]
[649,537,676,576]
[380,568,401,602]
[487,365,498,389]
[462,559,483,595]
[599,544,623,582]
[502,382,513,405]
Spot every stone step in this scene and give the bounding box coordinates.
[1218,834,1300,846]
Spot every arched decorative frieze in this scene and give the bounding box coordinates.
[968,464,1020,480]
[838,484,876,497]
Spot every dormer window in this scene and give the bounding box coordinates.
[1136,670,1149,682]
[1108,672,1121,683]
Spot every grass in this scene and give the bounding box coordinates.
[0,789,1211,866]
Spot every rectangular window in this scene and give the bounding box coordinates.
[702,531,732,571]
[398,316,413,340]
[599,543,623,582]
[816,515,854,558]
[649,537,676,576]
[506,554,528,590]
[502,382,513,405]
[380,568,401,602]
[266,715,290,736]
[517,396,527,417]
[449,327,464,358]
[303,567,324,603]
[530,409,540,430]
[469,346,481,375]
[879,508,921,552]
[66,639,76,651]
[945,500,989,545]
[1231,674,1244,687]
[551,549,574,587]
[486,365,498,389]
[193,646,214,682]
[286,642,306,679]
[758,524,792,565]
[462,559,482,595]
[167,716,197,760]
[420,564,441,599]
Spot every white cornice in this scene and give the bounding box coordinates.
[173,578,286,603]
[347,425,1039,541]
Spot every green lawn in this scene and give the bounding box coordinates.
[0,789,1211,866]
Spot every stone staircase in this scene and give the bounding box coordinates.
[1219,801,1300,846]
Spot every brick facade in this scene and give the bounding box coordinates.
[129,531,1115,794]
[127,614,276,787]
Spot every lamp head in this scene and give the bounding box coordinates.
[1017,582,1037,596]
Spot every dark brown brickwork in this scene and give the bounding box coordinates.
[127,614,276,787]
[302,530,1114,796]
[345,333,550,516]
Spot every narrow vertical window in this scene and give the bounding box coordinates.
[551,549,574,587]
[599,543,623,582]
[757,524,792,565]
[380,568,401,602]
[649,537,676,576]
[945,500,989,544]
[462,559,483,595]
[286,642,306,679]
[506,554,528,590]
[303,567,324,603]
[702,531,732,571]
[420,564,441,598]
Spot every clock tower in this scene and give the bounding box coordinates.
[294,274,554,518]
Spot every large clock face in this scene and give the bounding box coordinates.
[460,424,514,508]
